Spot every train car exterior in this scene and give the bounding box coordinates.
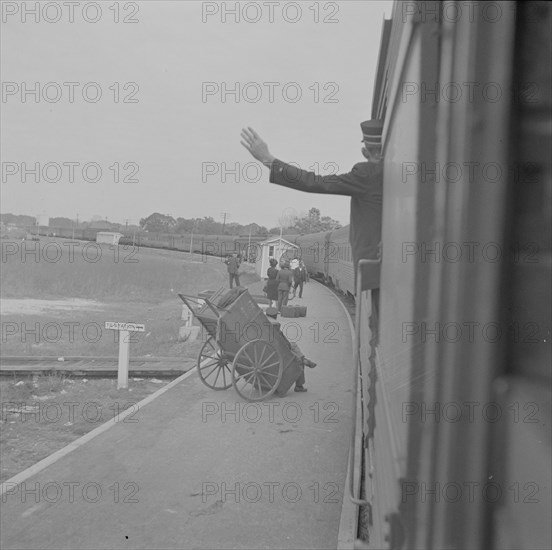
[352,2,551,550]
[294,230,332,279]
[295,227,355,295]
[326,225,355,295]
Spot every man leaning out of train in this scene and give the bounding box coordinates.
[240,120,383,293]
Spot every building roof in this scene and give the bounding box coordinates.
[259,237,299,248]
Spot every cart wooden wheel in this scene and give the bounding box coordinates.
[231,339,283,402]
[197,337,232,390]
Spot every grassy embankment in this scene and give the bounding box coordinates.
[1,238,261,357]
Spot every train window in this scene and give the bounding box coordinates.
[269,245,274,256]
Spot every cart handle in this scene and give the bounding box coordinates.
[177,292,232,316]
[177,293,205,308]
[348,259,380,507]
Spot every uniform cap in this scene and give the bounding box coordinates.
[360,119,384,145]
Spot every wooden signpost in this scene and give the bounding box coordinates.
[104,322,145,389]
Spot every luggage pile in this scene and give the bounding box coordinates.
[280,305,307,318]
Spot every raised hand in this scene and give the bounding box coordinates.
[240,127,275,167]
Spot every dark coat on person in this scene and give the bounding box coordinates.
[265,266,279,301]
[225,256,239,274]
[270,159,383,290]
[276,267,294,291]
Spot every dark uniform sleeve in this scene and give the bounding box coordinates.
[270,158,372,197]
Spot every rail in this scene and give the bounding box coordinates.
[349,259,380,507]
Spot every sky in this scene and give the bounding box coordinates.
[1,0,392,228]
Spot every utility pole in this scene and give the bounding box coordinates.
[220,212,230,235]
[189,220,196,259]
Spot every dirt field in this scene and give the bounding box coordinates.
[0,374,170,483]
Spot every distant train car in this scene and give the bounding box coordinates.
[326,226,354,295]
[117,231,257,258]
[82,228,99,241]
[295,227,355,295]
[294,230,331,280]
[36,226,89,240]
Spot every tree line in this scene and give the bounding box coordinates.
[139,208,342,235]
[1,208,342,236]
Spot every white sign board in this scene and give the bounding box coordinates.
[104,321,145,389]
[105,322,145,332]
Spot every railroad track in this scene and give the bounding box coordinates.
[0,356,193,378]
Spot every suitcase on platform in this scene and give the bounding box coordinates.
[281,305,299,318]
[294,305,307,317]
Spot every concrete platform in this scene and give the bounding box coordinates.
[0,282,354,550]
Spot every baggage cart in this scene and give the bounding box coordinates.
[178,287,304,401]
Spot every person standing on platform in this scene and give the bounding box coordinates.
[293,261,305,298]
[300,260,309,284]
[265,258,279,308]
[240,120,384,293]
[276,259,293,313]
[225,253,240,288]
